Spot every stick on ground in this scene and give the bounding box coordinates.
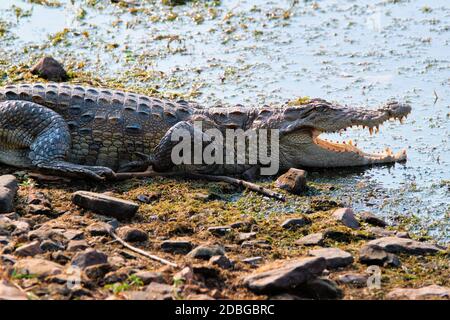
[113,170,285,201]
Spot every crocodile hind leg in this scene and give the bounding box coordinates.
[0,100,115,180]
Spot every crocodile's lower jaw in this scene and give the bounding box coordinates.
[311,127,407,165]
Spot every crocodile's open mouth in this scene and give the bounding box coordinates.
[311,114,408,163]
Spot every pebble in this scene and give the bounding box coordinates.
[387,285,450,300]
[40,240,64,252]
[358,212,387,227]
[275,168,307,195]
[210,255,233,269]
[15,240,42,257]
[359,244,401,267]
[72,191,139,220]
[308,248,354,269]
[13,258,63,278]
[336,273,369,288]
[332,208,360,229]
[295,232,324,246]
[296,278,343,300]
[241,256,263,266]
[67,240,89,252]
[207,226,231,237]
[133,271,165,285]
[0,175,18,213]
[30,56,68,81]
[187,245,225,260]
[280,217,311,230]
[160,240,193,254]
[243,257,326,294]
[0,280,28,300]
[365,237,443,255]
[86,222,113,236]
[116,226,148,242]
[71,249,108,269]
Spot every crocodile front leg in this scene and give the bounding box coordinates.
[0,100,115,181]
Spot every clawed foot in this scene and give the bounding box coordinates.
[117,152,153,173]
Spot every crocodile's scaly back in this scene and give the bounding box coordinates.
[0,83,195,169]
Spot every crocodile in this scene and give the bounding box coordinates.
[0,83,411,180]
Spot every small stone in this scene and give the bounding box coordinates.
[359,245,401,267]
[1,254,16,265]
[243,257,326,294]
[358,212,387,227]
[275,168,307,195]
[295,233,324,246]
[187,245,225,260]
[296,278,343,300]
[40,240,64,252]
[0,175,18,213]
[0,280,28,300]
[174,267,194,283]
[27,191,53,216]
[72,191,139,220]
[241,256,263,266]
[13,258,63,278]
[309,248,353,269]
[387,285,450,300]
[15,241,42,257]
[71,249,108,269]
[67,240,89,252]
[365,237,443,255]
[332,208,360,229]
[208,226,231,237]
[368,227,397,238]
[210,255,233,269]
[160,240,193,255]
[280,217,311,230]
[116,227,148,242]
[0,236,9,245]
[133,271,165,285]
[139,282,173,300]
[241,240,272,250]
[86,222,113,236]
[85,263,111,280]
[136,192,161,203]
[30,56,68,81]
[62,229,84,241]
[336,273,368,288]
[237,232,257,242]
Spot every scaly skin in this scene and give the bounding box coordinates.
[0,83,411,179]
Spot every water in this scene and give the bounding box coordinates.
[0,0,448,243]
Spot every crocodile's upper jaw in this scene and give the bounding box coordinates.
[278,101,411,168]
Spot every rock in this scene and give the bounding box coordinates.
[174,267,194,283]
[336,273,368,288]
[365,237,443,255]
[62,229,84,241]
[72,191,139,220]
[27,191,53,216]
[15,240,42,257]
[358,212,387,227]
[0,236,9,245]
[280,217,311,230]
[210,255,233,269]
[136,192,161,203]
[13,258,63,278]
[275,168,307,195]
[85,263,111,280]
[309,248,353,269]
[116,226,148,242]
[270,293,302,300]
[133,271,165,285]
[187,245,225,260]
[125,283,173,300]
[241,256,263,266]
[40,240,64,252]
[186,294,215,300]
[0,280,28,300]
[295,233,324,246]
[51,251,71,265]
[243,257,326,294]
[30,56,68,81]
[207,226,231,237]
[67,240,89,252]
[1,254,16,265]
[241,240,272,250]
[359,245,401,267]
[236,232,257,243]
[387,285,450,300]
[332,208,360,229]
[296,278,343,300]
[0,175,18,213]
[86,222,113,236]
[71,249,108,269]
[160,240,193,255]
[368,227,410,239]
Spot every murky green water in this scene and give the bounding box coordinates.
[0,0,448,243]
